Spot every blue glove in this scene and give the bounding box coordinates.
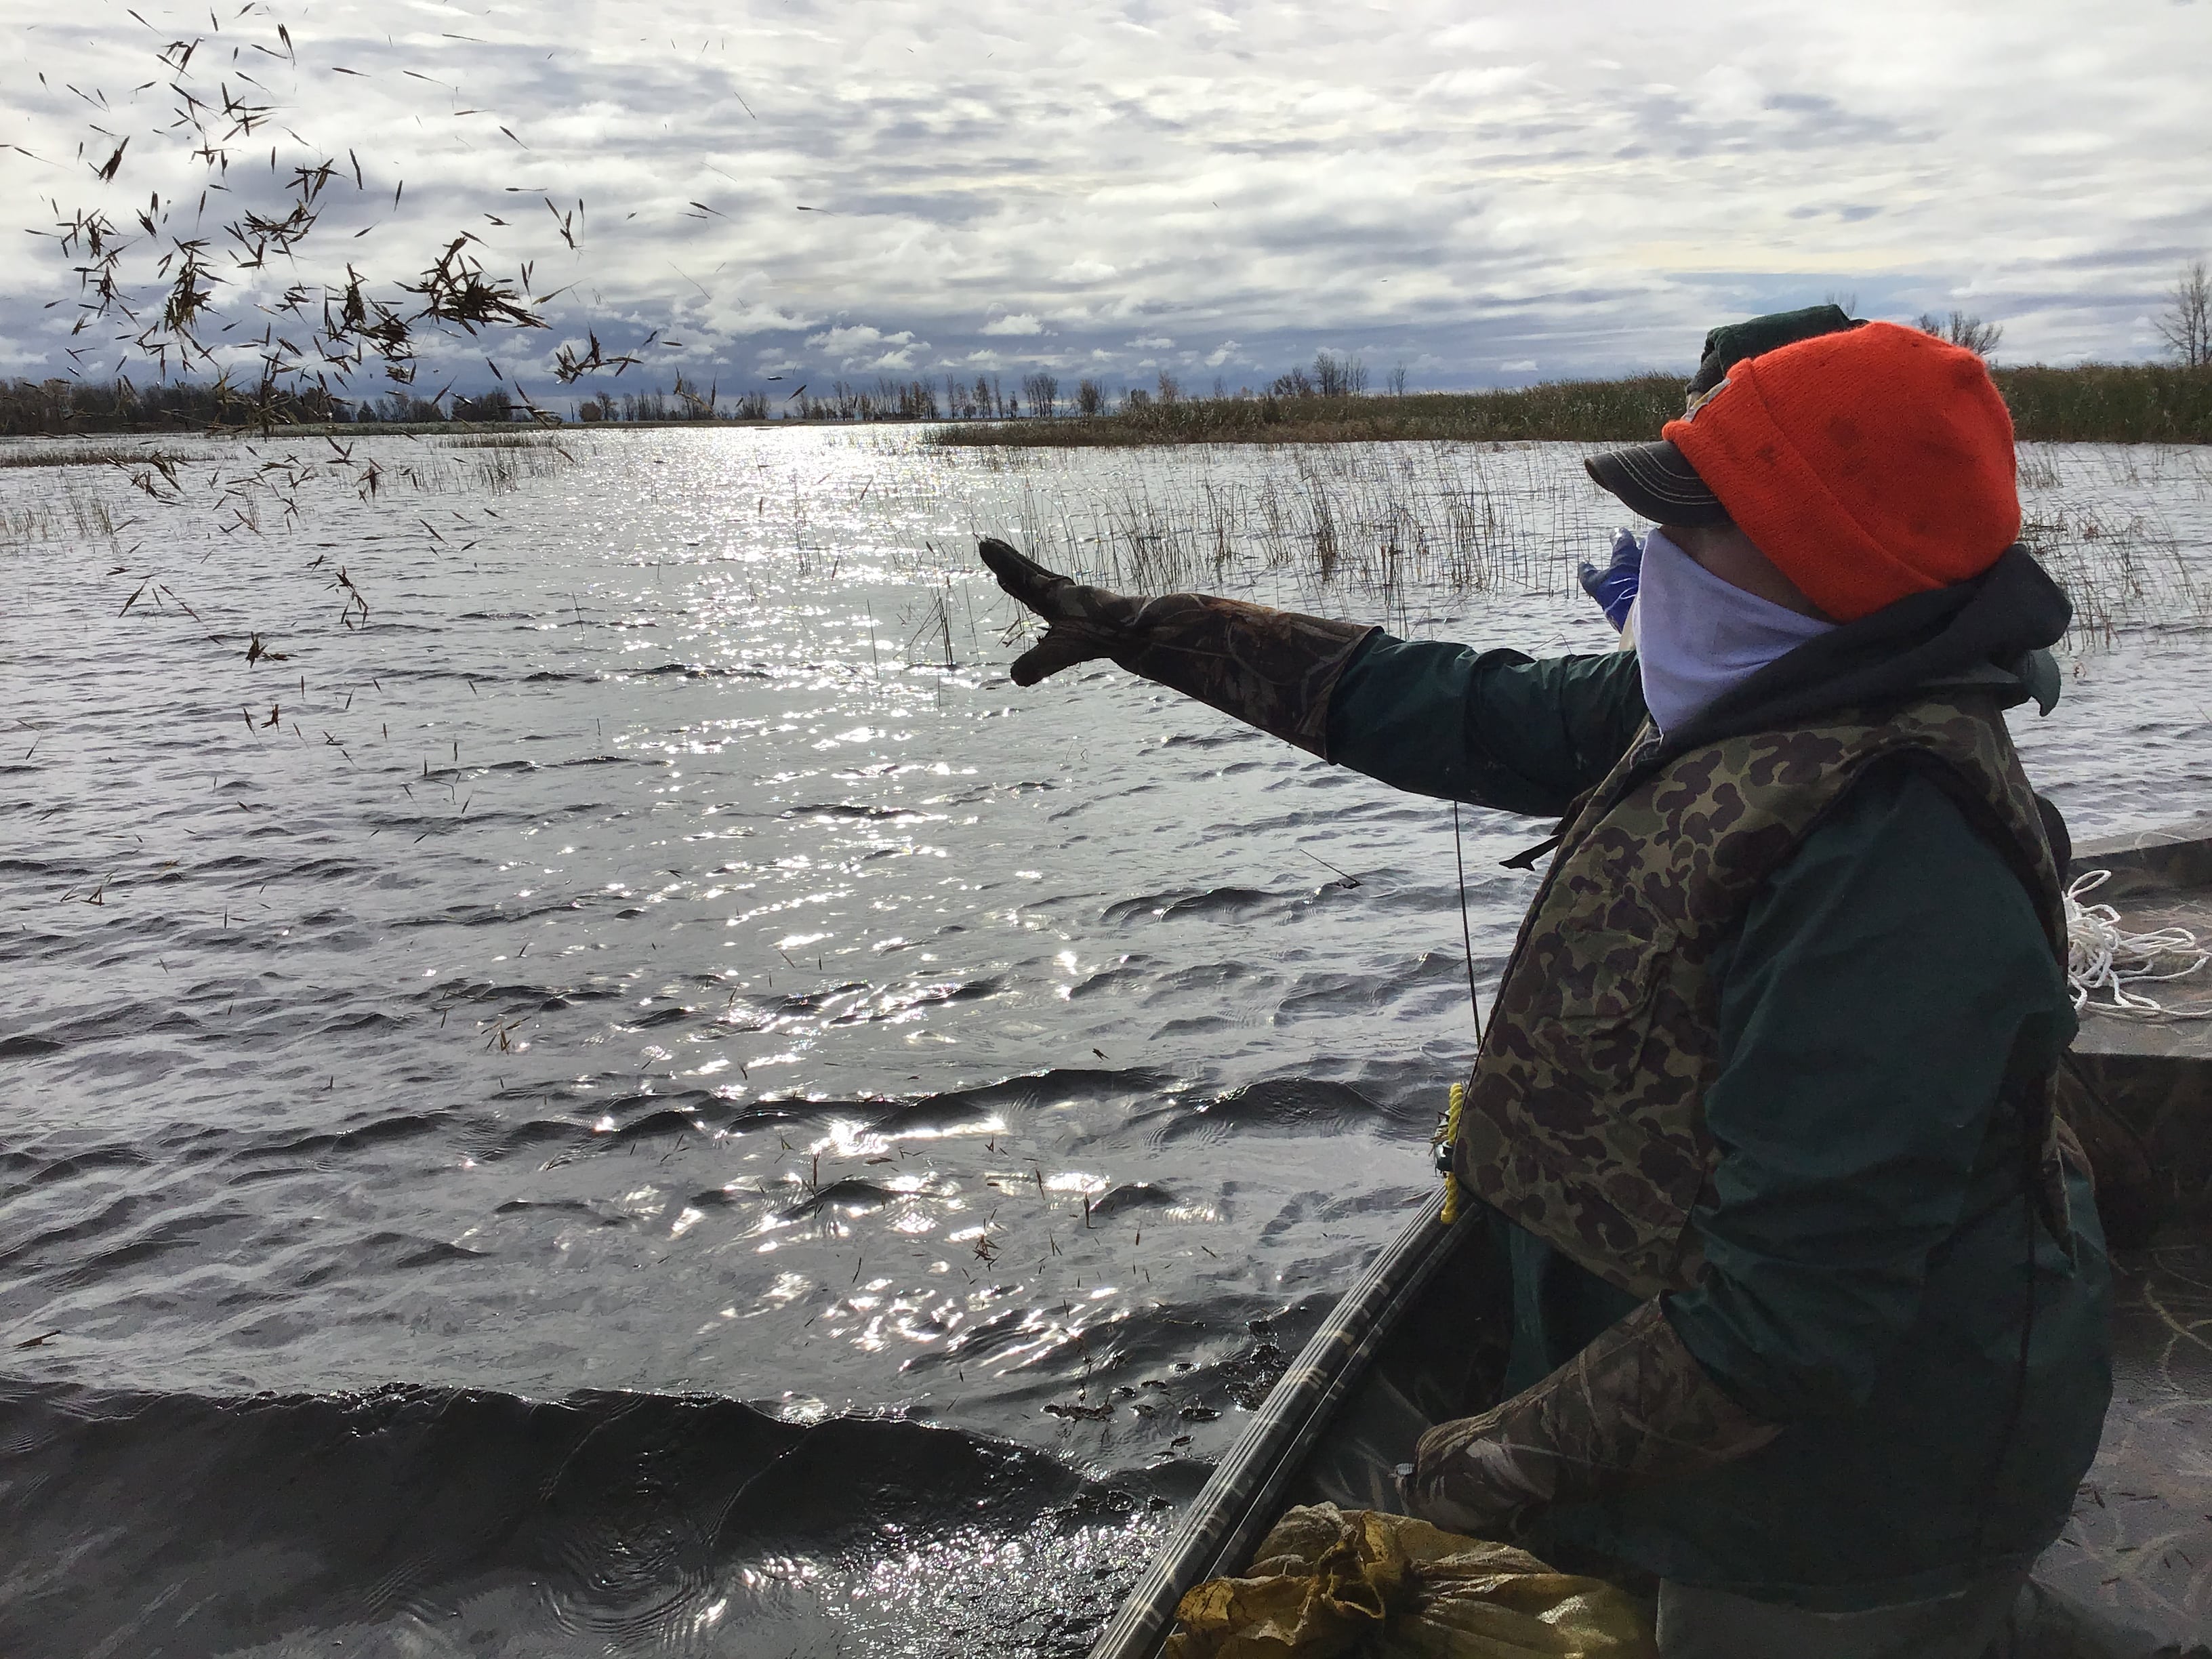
[1577,528,1643,632]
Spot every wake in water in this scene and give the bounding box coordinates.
[0,1379,1187,1656]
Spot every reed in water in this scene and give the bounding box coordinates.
[939,439,2212,647]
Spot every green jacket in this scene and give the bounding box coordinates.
[1326,636,2112,1609]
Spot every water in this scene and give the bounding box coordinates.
[2,429,2208,1654]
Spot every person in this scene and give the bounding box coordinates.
[977,319,2175,1656]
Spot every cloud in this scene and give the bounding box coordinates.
[1500,360,1538,373]
[2,0,2205,397]
[1418,64,1534,102]
[805,323,922,367]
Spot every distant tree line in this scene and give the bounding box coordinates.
[937,359,2212,449]
[0,376,532,434]
[1267,350,1373,398]
[0,377,337,435]
[8,264,2205,436]
[747,359,1399,423]
[573,371,731,422]
[775,373,1061,422]
[787,377,958,422]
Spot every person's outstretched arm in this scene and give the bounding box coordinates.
[979,538,1648,818]
[1324,635,1646,817]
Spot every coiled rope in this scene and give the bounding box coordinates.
[1438,1083,1465,1223]
[2066,869,2212,1019]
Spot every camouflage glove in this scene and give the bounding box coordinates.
[1401,1298,1779,1538]
[978,537,1376,758]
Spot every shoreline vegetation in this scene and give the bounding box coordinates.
[0,363,2207,451]
[928,363,2212,448]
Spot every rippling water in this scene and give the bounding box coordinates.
[2,428,2208,1654]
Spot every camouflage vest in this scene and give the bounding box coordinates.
[1455,691,2065,1300]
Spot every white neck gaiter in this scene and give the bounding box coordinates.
[1633,528,1835,736]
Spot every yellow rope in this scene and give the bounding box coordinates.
[1441,1082,1465,1223]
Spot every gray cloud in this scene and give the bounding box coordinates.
[2,0,2207,403]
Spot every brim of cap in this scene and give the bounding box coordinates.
[1584,441,1732,527]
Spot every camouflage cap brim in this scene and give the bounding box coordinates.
[1583,441,1732,527]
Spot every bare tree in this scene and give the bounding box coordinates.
[1155,371,1183,404]
[1310,350,1368,396]
[1020,371,1059,417]
[1387,361,1410,397]
[1076,377,1105,415]
[2156,259,2212,369]
[1916,311,2004,358]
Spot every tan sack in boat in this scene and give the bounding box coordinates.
[1165,1502,1656,1658]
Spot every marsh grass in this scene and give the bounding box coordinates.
[445,441,567,495]
[0,487,118,544]
[430,432,570,451]
[941,439,2212,647]
[933,379,1687,449]
[2019,445,2212,640]
[0,445,197,470]
[959,442,1642,638]
[933,365,2212,450]
[1997,365,2212,445]
[0,424,570,555]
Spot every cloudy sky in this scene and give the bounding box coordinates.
[4,0,2208,404]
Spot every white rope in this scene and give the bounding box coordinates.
[2065,868,2212,1019]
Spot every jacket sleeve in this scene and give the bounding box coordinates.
[1662,764,2078,1422]
[1323,634,1650,817]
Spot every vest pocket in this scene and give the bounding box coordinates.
[1549,923,1678,1086]
[1463,919,1706,1295]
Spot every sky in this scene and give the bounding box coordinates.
[3,0,2209,405]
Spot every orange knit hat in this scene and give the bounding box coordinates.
[1660,321,2022,622]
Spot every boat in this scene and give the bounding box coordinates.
[1091,819,2212,1655]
